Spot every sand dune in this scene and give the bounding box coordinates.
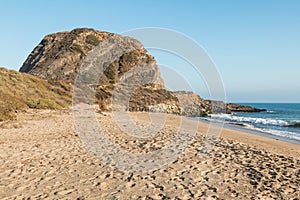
[0,109,299,199]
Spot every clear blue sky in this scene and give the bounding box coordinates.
[1,0,299,102]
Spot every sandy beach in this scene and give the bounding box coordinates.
[0,109,299,199]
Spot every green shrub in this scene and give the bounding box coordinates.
[85,34,100,46]
[186,111,208,117]
[70,43,84,54]
[104,63,116,84]
[26,99,62,109]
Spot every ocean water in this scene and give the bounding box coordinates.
[205,103,300,143]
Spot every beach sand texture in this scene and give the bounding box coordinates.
[0,109,299,199]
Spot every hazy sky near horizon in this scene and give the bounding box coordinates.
[0,0,299,102]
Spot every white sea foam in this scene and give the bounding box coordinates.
[209,114,290,127]
[205,113,300,141]
[266,110,275,113]
[252,127,300,141]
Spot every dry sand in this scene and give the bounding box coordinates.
[0,109,299,199]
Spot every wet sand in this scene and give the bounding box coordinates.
[0,109,299,199]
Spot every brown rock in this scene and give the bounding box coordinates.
[19,28,164,87]
[227,103,267,113]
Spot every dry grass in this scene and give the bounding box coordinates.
[0,67,72,121]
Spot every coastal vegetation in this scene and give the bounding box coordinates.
[0,68,71,121]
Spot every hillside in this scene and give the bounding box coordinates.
[0,68,71,121]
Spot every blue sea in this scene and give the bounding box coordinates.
[204,103,300,144]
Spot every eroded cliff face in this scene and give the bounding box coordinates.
[19,28,164,87]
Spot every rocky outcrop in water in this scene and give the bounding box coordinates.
[227,103,267,113]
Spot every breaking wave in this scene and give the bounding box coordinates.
[208,114,299,127]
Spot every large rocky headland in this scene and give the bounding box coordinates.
[17,28,264,117]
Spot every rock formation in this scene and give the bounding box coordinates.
[172,91,208,116]
[19,28,164,87]
[19,28,265,116]
[227,103,267,113]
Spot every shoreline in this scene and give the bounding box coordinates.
[187,116,300,158]
[194,117,300,146]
